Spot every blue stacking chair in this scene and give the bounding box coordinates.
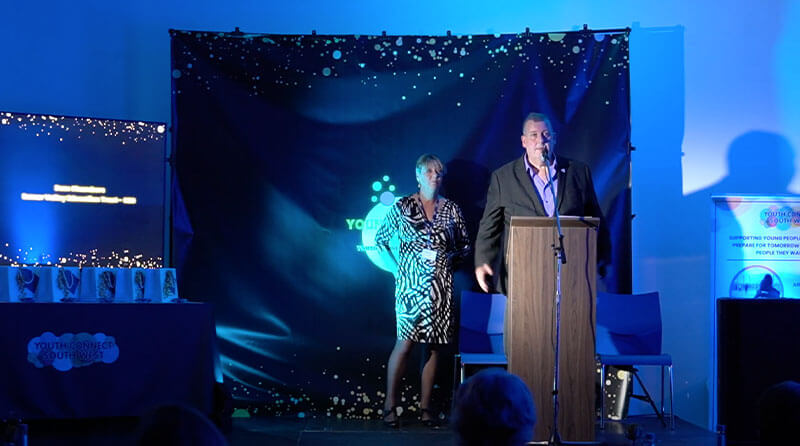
[596,291,674,430]
[455,291,508,383]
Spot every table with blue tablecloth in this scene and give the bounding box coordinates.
[0,302,218,419]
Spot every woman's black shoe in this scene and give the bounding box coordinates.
[420,407,440,428]
[383,406,401,428]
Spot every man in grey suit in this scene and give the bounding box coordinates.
[474,112,607,293]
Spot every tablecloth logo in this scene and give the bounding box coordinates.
[27,332,119,371]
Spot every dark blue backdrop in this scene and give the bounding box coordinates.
[171,29,631,417]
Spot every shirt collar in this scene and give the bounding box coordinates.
[523,154,557,179]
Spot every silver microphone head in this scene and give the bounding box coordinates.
[540,148,550,163]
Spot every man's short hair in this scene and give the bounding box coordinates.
[522,112,553,134]
[451,368,536,446]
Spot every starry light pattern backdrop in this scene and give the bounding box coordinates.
[170,29,631,418]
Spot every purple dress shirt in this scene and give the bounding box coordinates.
[523,154,558,217]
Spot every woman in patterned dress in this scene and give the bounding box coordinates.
[375,154,471,427]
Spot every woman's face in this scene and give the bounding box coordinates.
[417,163,443,193]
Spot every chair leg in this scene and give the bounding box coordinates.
[452,354,460,410]
[599,363,606,430]
[668,364,675,430]
[632,370,667,428]
[660,366,665,416]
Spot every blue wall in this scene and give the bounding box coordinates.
[3,0,798,429]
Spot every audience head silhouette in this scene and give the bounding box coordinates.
[759,380,800,446]
[452,368,536,446]
[137,403,228,446]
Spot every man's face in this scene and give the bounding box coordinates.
[521,119,555,167]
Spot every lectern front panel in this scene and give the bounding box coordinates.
[507,216,597,442]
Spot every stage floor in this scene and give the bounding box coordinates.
[229,415,720,445]
[26,414,722,445]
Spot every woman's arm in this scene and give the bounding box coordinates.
[375,202,401,277]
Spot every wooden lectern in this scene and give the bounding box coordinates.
[506,216,598,442]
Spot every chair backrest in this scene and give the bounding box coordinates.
[459,291,506,354]
[596,291,662,356]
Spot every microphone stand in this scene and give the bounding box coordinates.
[528,152,600,446]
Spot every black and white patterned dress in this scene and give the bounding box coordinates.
[375,195,471,344]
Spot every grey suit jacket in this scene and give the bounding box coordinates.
[474,155,607,293]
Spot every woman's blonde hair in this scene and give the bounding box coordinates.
[415,153,446,175]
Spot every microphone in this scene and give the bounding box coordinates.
[540,148,551,163]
